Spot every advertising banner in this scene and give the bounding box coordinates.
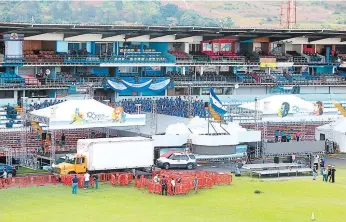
[260,62,277,68]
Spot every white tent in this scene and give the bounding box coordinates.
[239,95,314,115]
[30,99,145,130]
[315,119,346,152]
[162,117,261,146]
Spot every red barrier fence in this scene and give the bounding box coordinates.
[110,173,133,186]
[144,170,232,195]
[0,175,59,189]
[1,171,231,196]
[61,172,134,188]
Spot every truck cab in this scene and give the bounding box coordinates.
[53,154,87,175]
[156,152,197,170]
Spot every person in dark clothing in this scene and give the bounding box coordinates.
[327,165,332,182]
[72,175,79,194]
[161,176,167,196]
[60,133,66,146]
[331,166,336,183]
[275,130,279,142]
[319,157,325,175]
[92,174,99,189]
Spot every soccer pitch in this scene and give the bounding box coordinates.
[2,171,346,222]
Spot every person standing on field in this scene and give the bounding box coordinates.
[194,176,198,194]
[92,174,99,189]
[331,166,336,183]
[72,175,78,195]
[84,171,90,189]
[161,176,167,196]
[322,167,327,182]
[327,165,332,182]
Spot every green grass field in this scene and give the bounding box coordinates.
[2,170,346,222]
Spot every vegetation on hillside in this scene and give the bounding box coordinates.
[0,1,222,27]
[1,1,346,28]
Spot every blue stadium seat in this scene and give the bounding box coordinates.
[117,97,208,118]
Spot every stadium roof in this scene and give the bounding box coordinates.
[2,22,346,42]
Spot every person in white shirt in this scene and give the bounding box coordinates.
[292,154,296,163]
[153,174,159,184]
[37,98,41,106]
[2,169,7,179]
[84,172,90,189]
[314,155,319,171]
[171,178,176,195]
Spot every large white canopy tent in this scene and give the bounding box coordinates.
[30,99,146,130]
[25,99,146,164]
[315,119,346,153]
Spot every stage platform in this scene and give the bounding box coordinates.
[196,153,246,162]
[242,163,300,170]
[242,163,312,178]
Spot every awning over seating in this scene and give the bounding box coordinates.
[30,99,145,130]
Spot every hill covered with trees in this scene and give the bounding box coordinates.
[1,1,346,28]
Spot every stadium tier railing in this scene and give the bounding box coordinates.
[3,54,174,65]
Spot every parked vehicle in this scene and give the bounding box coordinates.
[53,137,154,175]
[156,152,197,170]
[0,163,17,177]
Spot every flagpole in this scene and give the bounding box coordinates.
[208,88,211,135]
[208,105,210,134]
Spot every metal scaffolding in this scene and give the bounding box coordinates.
[151,99,158,135]
[135,104,142,135]
[49,106,58,166]
[187,83,193,117]
[17,97,40,169]
[0,147,13,166]
[254,97,261,158]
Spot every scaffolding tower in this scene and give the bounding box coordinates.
[0,147,13,166]
[186,138,192,153]
[187,83,193,117]
[135,104,142,135]
[261,121,268,157]
[151,99,158,135]
[19,97,28,166]
[254,97,261,158]
[280,0,297,29]
[49,106,58,166]
[19,97,39,169]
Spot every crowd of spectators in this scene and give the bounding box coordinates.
[68,48,89,56]
[26,98,65,111]
[116,97,208,118]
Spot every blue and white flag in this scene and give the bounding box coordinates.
[209,88,227,115]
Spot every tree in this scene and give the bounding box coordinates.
[223,17,234,27]
[160,4,179,18]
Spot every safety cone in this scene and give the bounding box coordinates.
[311,212,315,221]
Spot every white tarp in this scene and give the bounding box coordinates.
[315,119,346,152]
[239,95,316,116]
[159,117,261,146]
[30,99,145,130]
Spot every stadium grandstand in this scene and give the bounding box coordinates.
[1,22,346,167]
